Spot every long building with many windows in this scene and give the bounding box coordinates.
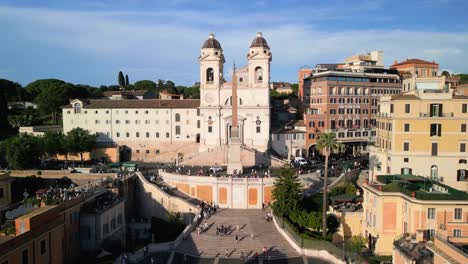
[301,69,401,156]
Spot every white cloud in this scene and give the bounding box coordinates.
[0,4,467,85]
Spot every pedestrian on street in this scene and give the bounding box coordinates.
[225,249,229,257]
[235,234,239,244]
[236,224,240,233]
[150,257,155,264]
[251,233,254,240]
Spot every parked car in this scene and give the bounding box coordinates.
[209,165,223,174]
[294,157,308,166]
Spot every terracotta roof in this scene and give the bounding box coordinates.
[160,90,179,96]
[102,90,149,96]
[391,59,438,67]
[453,95,468,99]
[250,32,270,49]
[63,99,200,109]
[202,33,222,49]
[390,94,420,100]
[285,120,305,127]
[272,128,305,134]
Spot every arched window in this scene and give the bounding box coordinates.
[431,165,438,180]
[73,103,81,114]
[206,68,214,83]
[255,66,263,83]
[347,87,353,95]
[175,113,180,122]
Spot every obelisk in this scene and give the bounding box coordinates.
[227,64,243,175]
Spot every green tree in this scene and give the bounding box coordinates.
[307,211,323,232]
[5,134,43,169]
[7,114,35,128]
[345,235,367,253]
[441,70,450,77]
[316,132,340,238]
[0,79,24,131]
[42,131,67,158]
[65,128,96,163]
[290,83,299,97]
[25,79,66,101]
[165,80,177,94]
[118,71,125,87]
[134,80,156,91]
[272,165,302,216]
[125,74,129,86]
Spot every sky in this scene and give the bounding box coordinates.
[1,0,468,87]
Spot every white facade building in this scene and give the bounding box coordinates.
[199,32,271,152]
[62,32,272,160]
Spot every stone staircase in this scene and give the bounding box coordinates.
[176,209,300,261]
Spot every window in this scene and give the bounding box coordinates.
[461,143,466,152]
[455,208,462,220]
[254,66,263,83]
[21,249,28,264]
[166,132,170,138]
[95,120,100,124]
[197,120,201,128]
[136,150,140,154]
[156,132,159,138]
[116,132,120,138]
[432,143,438,156]
[460,159,467,164]
[430,104,442,117]
[208,126,213,133]
[430,124,441,137]
[453,229,462,237]
[256,126,261,133]
[309,121,315,127]
[126,132,129,138]
[135,120,140,124]
[462,103,467,113]
[428,208,435,219]
[40,239,46,255]
[73,103,81,114]
[116,120,120,124]
[117,213,123,225]
[404,123,410,132]
[404,158,409,163]
[175,126,181,135]
[458,169,466,181]
[405,104,410,113]
[175,113,181,122]
[136,132,140,138]
[146,132,150,138]
[403,142,409,151]
[135,110,139,114]
[103,223,109,235]
[309,133,315,139]
[462,124,467,132]
[125,120,130,124]
[111,219,116,230]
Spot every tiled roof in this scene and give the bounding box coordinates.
[390,94,420,100]
[285,120,305,127]
[62,99,200,109]
[391,59,438,67]
[102,90,149,96]
[453,95,468,99]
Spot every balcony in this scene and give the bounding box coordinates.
[419,112,454,118]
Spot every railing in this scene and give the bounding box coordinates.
[435,233,468,257]
[419,112,454,118]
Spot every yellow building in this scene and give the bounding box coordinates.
[0,172,12,214]
[361,175,468,261]
[370,89,468,192]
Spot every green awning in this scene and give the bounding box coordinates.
[108,162,121,168]
[122,163,137,168]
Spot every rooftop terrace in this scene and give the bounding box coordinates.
[369,174,468,200]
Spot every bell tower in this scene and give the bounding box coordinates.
[247,32,272,89]
[199,33,225,106]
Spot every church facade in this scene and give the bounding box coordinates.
[61,33,272,161]
[199,33,272,152]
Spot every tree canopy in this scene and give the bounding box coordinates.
[65,128,96,162]
[272,165,302,216]
[4,134,43,169]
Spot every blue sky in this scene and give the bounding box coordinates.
[1,0,467,86]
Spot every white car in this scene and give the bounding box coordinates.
[209,165,223,174]
[294,157,308,166]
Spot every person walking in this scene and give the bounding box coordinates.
[150,257,155,264]
[251,233,254,240]
[235,234,239,244]
[236,224,240,233]
[225,249,229,258]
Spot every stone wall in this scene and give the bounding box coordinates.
[134,172,198,223]
[160,170,275,209]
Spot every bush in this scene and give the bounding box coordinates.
[37,170,42,175]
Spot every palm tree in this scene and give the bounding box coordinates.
[316,132,340,238]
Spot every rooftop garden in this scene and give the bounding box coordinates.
[375,175,468,200]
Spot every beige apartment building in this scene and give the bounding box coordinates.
[361,175,468,261]
[390,58,459,92]
[371,88,468,192]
